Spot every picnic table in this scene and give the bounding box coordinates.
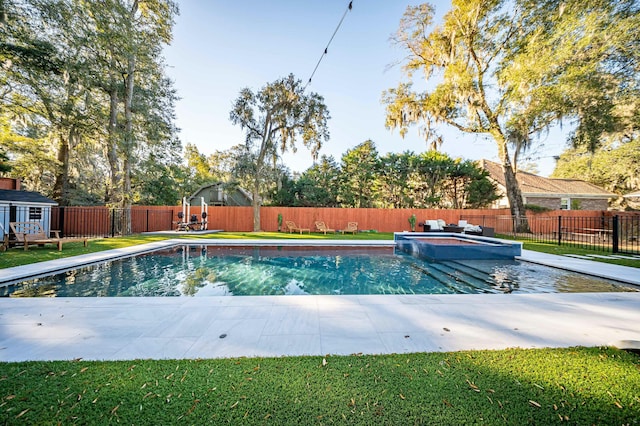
[580,228,613,242]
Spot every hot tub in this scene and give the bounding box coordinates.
[394,232,522,261]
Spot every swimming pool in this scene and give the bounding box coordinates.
[1,245,636,297]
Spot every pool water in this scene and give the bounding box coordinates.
[1,245,637,297]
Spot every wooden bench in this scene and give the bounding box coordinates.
[8,222,88,251]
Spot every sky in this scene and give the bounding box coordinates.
[163,0,569,177]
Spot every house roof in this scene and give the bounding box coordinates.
[0,189,58,205]
[187,182,253,203]
[479,159,616,198]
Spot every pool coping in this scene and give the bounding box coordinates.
[1,239,639,361]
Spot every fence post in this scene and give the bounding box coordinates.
[59,206,66,237]
[146,209,150,232]
[612,215,619,253]
[557,215,562,245]
[111,209,116,238]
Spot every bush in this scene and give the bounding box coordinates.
[525,204,552,213]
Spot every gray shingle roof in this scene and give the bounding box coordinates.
[0,189,57,204]
[479,160,616,197]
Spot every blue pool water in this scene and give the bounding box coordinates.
[1,245,636,297]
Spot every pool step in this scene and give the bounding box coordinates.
[444,260,519,293]
[427,262,494,293]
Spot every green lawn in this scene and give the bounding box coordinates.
[1,347,638,425]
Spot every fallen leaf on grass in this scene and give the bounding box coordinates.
[466,379,480,391]
[614,401,623,409]
[230,401,239,409]
[399,394,405,400]
[15,409,29,419]
[443,399,453,407]
[322,358,327,367]
[529,400,541,408]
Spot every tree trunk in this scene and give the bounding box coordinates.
[496,138,529,232]
[252,180,261,231]
[106,81,120,206]
[122,56,135,234]
[52,130,71,205]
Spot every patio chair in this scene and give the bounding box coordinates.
[9,221,88,251]
[341,222,358,234]
[314,221,335,234]
[285,220,310,234]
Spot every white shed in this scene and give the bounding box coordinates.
[0,189,58,241]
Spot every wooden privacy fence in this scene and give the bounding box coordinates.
[49,206,628,235]
[259,207,512,233]
[52,206,181,237]
[45,205,638,250]
[49,205,517,235]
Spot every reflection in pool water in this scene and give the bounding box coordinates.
[1,245,637,297]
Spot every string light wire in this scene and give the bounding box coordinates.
[305,1,353,88]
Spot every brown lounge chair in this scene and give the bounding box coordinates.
[285,220,310,234]
[314,221,335,234]
[9,221,88,251]
[341,222,358,234]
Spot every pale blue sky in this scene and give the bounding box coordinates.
[163,1,566,176]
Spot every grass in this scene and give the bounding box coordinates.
[0,232,394,269]
[1,347,638,425]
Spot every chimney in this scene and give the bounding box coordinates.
[0,177,21,190]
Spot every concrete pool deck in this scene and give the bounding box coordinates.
[1,240,639,361]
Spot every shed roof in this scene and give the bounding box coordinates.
[479,160,616,198]
[0,189,58,205]
[188,182,253,203]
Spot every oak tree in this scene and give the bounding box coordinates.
[230,74,330,230]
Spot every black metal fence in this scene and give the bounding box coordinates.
[461,214,640,255]
[1,206,176,240]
